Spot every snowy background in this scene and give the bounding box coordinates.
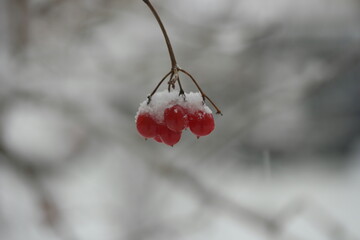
[1,0,360,240]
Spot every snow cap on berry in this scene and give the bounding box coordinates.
[135,90,212,123]
[181,92,212,115]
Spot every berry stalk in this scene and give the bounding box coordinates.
[142,0,222,115]
[143,0,177,68]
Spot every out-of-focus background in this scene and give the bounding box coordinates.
[1,0,360,239]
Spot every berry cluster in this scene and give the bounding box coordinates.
[135,91,215,146]
[136,0,221,146]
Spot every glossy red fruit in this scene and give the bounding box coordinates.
[164,104,188,132]
[157,124,182,146]
[136,113,157,138]
[188,110,215,137]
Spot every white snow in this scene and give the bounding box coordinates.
[135,90,212,123]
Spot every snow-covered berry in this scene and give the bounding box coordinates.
[135,90,215,146]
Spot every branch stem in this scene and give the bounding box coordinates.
[143,0,177,68]
[143,0,221,114]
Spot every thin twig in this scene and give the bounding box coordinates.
[142,0,222,114]
[177,78,185,96]
[179,68,222,115]
[143,0,177,68]
[147,71,172,103]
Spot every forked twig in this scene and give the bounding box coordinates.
[142,0,222,114]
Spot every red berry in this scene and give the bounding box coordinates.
[136,113,157,138]
[154,135,162,143]
[164,105,188,132]
[157,124,182,146]
[188,110,215,137]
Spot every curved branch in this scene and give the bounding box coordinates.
[179,69,222,115]
[143,0,177,68]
